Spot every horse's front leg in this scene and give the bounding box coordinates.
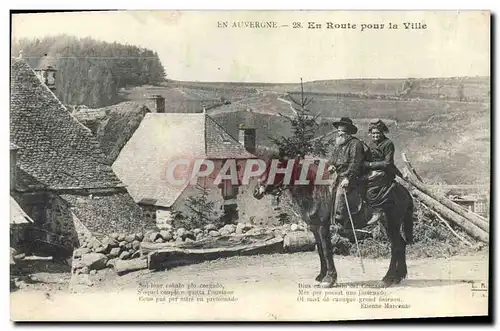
[382,208,404,286]
[310,224,326,282]
[318,223,337,288]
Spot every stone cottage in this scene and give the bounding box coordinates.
[112,107,259,228]
[10,59,155,254]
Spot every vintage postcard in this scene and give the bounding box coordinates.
[9,10,490,322]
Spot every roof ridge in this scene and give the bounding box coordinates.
[205,114,242,147]
[22,61,100,139]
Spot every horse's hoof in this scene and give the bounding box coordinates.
[382,275,401,287]
[319,272,337,288]
[319,281,334,288]
[315,273,326,282]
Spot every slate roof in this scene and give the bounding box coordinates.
[60,192,156,234]
[93,102,151,164]
[10,60,124,190]
[72,108,107,123]
[113,113,256,207]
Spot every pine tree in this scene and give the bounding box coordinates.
[270,78,329,159]
[181,179,222,229]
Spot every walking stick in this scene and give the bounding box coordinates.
[343,187,366,274]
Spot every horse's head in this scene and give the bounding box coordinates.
[252,158,289,200]
[252,156,318,200]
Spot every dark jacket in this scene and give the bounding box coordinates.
[364,137,402,182]
[329,136,365,184]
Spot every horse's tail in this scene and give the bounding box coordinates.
[402,189,414,245]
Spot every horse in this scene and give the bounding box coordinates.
[252,156,414,287]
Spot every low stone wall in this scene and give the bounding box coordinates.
[71,231,144,275]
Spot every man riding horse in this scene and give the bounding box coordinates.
[328,117,366,228]
[253,117,414,287]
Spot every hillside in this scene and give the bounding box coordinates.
[211,110,335,149]
[96,75,490,186]
[11,35,166,108]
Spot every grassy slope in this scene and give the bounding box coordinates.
[117,77,490,185]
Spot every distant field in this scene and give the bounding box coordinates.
[284,95,490,122]
[211,110,335,148]
[168,76,490,103]
[115,76,490,185]
[209,93,296,117]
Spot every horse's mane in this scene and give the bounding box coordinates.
[259,156,331,202]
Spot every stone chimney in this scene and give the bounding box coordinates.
[238,124,256,154]
[149,94,166,113]
[10,143,19,191]
[34,64,57,93]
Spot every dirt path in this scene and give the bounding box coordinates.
[11,251,489,321]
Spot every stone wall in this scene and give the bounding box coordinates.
[48,195,80,250]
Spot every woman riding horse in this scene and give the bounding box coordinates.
[364,119,405,226]
[253,118,414,287]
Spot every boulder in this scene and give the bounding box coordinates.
[90,270,97,276]
[92,242,102,252]
[245,227,266,236]
[125,234,136,243]
[155,238,164,244]
[132,240,141,250]
[102,236,119,248]
[220,229,231,236]
[290,224,299,232]
[117,234,126,242]
[222,224,237,234]
[135,232,144,242]
[148,231,161,242]
[209,230,221,237]
[95,244,110,254]
[185,237,195,243]
[195,233,204,241]
[120,251,131,260]
[236,223,253,234]
[72,260,85,271]
[204,223,217,231]
[111,233,119,240]
[74,248,90,259]
[108,247,121,259]
[125,243,133,250]
[82,253,108,271]
[184,231,196,241]
[193,228,203,235]
[176,228,187,238]
[119,241,127,248]
[160,230,173,242]
[160,224,173,231]
[106,258,118,268]
[143,230,156,242]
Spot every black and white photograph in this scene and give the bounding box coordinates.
[9,10,491,321]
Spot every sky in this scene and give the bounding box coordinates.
[11,10,490,83]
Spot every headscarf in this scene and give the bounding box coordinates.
[368,119,389,133]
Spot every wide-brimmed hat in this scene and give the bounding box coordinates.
[332,117,358,134]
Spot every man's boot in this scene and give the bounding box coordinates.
[367,208,385,226]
